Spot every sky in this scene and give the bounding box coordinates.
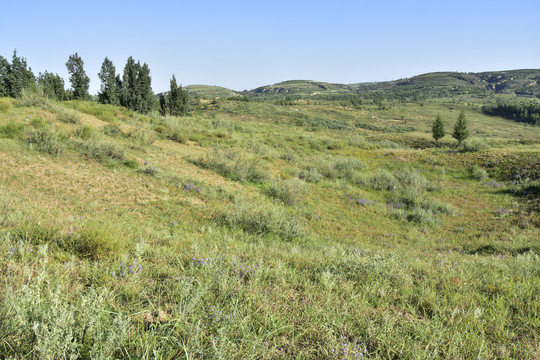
[1,0,539,94]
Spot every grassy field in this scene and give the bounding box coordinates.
[0,92,539,359]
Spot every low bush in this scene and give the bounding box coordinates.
[57,111,79,124]
[194,147,270,183]
[75,137,126,162]
[460,138,489,152]
[267,178,305,205]
[0,97,13,112]
[26,127,65,156]
[0,122,25,139]
[220,200,306,240]
[73,125,94,139]
[471,165,489,181]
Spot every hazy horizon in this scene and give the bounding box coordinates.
[2,0,539,94]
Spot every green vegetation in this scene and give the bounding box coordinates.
[0,53,539,358]
[66,53,90,100]
[431,114,445,145]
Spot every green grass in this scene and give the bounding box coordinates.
[0,90,538,359]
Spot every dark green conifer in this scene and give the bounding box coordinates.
[37,71,65,100]
[431,115,445,146]
[98,57,120,105]
[5,50,35,98]
[452,110,469,146]
[167,74,188,116]
[65,53,90,100]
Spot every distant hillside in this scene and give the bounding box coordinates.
[247,80,357,97]
[184,85,239,98]
[241,70,540,100]
[351,70,540,98]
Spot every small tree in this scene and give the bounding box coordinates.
[66,53,90,100]
[452,110,469,146]
[167,74,188,116]
[431,115,445,146]
[98,57,120,105]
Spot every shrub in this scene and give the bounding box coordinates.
[76,138,126,162]
[365,169,399,191]
[101,123,123,137]
[298,166,324,183]
[471,165,489,181]
[221,200,306,240]
[73,125,94,139]
[26,127,65,156]
[66,221,123,259]
[57,111,79,124]
[394,168,429,196]
[195,147,270,183]
[460,138,489,152]
[267,178,305,205]
[0,122,25,139]
[332,157,366,179]
[126,124,156,145]
[0,97,13,112]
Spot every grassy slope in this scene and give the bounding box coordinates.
[0,94,539,359]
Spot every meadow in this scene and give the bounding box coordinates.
[0,90,538,359]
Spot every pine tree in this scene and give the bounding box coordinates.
[65,53,90,100]
[452,110,469,146]
[0,55,8,97]
[98,57,119,105]
[37,71,65,101]
[431,115,445,146]
[166,74,189,116]
[121,56,138,110]
[5,50,35,98]
[137,62,154,113]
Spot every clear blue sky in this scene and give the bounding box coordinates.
[1,0,539,94]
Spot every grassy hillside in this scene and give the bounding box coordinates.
[248,80,357,98]
[184,85,239,99]
[0,92,539,359]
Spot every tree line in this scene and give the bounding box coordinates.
[0,50,190,116]
[482,101,540,126]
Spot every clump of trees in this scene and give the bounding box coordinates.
[1,49,192,117]
[482,101,540,125]
[0,50,35,98]
[431,110,470,146]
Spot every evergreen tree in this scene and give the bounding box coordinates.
[136,62,154,113]
[167,74,188,116]
[120,57,156,113]
[0,55,8,97]
[5,50,35,98]
[431,115,445,146]
[98,57,120,105]
[159,94,167,116]
[452,110,469,146]
[121,56,138,109]
[37,71,65,100]
[66,53,90,100]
